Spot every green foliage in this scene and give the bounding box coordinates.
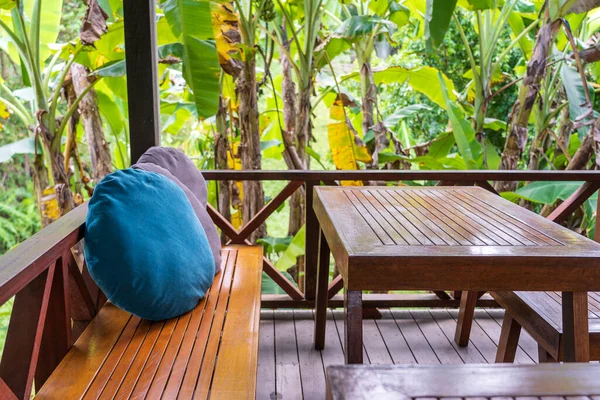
[0,187,39,253]
[425,0,458,50]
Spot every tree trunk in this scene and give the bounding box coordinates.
[32,152,51,226]
[71,63,112,182]
[359,61,378,169]
[280,23,305,242]
[215,96,232,244]
[554,107,573,167]
[236,54,265,243]
[496,19,561,191]
[295,83,312,170]
[566,117,600,170]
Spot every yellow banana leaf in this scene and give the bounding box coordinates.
[227,140,244,228]
[328,99,372,186]
[41,186,61,222]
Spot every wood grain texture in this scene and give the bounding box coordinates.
[0,266,53,399]
[326,364,600,399]
[0,379,17,400]
[35,246,262,400]
[493,291,600,362]
[314,185,600,364]
[315,229,331,350]
[314,186,600,292]
[0,203,86,306]
[495,313,522,363]
[454,291,478,347]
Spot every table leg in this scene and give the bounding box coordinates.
[344,289,363,364]
[454,290,478,347]
[314,229,330,350]
[562,291,589,362]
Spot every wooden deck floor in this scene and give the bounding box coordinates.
[257,308,541,400]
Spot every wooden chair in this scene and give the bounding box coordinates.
[455,290,600,362]
[35,245,262,400]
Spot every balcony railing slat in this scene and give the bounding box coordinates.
[233,180,303,244]
[262,258,304,300]
[35,256,72,391]
[201,170,600,181]
[0,264,54,399]
[547,182,600,223]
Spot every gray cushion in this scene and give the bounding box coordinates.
[138,146,208,205]
[132,162,222,273]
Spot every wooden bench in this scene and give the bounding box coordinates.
[492,290,600,363]
[326,364,600,399]
[34,245,262,400]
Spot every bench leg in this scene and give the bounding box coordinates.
[538,344,557,363]
[314,229,330,350]
[496,312,521,363]
[562,291,590,362]
[345,289,363,364]
[454,291,478,347]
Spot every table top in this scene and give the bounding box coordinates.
[326,364,600,400]
[314,186,600,291]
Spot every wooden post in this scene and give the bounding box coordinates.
[314,229,330,350]
[305,182,319,300]
[562,291,590,362]
[123,0,160,163]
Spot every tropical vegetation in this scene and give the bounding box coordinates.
[2,0,600,307]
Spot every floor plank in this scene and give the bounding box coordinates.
[257,308,540,399]
[294,310,326,400]
[362,318,393,364]
[445,309,497,363]
[391,310,440,364]
[257,310,276,400]
[428,310,487,364]
[410,310,464,364]
[376,310,416,364]
[274,310,303,400]
[321,310,345,368]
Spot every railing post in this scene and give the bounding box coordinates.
[0,268,50,399]
[304,181,318,300]
[35,256,72,391]
[123,0,160,163]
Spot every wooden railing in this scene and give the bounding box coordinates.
[0,170,599,398]
[203,170,600,308]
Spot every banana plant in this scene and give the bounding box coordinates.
[497,0,600,190]
[0,0,113,224]
[426,0,539,168]
[329,0,410,167]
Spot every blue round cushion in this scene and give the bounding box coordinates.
[84,168,215,321]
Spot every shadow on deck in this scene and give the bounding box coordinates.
[257,309,539,400]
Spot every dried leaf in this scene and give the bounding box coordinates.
[211,2,243,76]
[80,0,109,45]
[41,186,61,222]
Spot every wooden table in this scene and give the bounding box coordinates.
[313,186,600,363]
[326,364,600,399]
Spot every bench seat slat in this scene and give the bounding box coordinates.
[36,246,262,400]
[211,245,262,400]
